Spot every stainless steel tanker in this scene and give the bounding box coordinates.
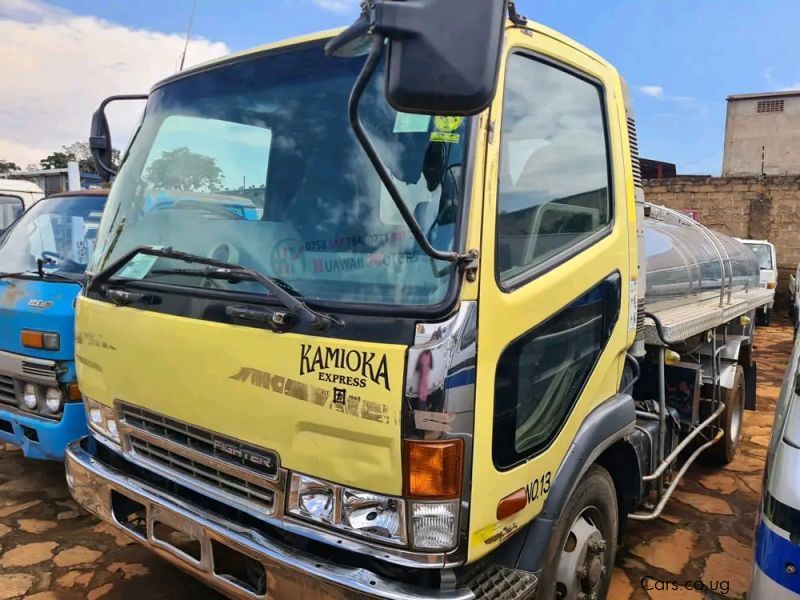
[637,204,767,346]
[644,207,760,312]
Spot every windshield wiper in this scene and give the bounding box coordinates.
[87,245,341,331]
[0,270,79,283]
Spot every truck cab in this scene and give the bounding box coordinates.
[64,5,772,599]
[738,238,778,325]
[0,189,108,460]
[0,179,45,232]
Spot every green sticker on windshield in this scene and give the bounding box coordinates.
[118,254,158,280]
[430,132,461,144]
[393,113,431,133]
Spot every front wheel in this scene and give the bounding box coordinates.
[757,307,772,326]
[538,465,618,600]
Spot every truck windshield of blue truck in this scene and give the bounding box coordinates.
[90,42,469,309]
[0,194,106,278]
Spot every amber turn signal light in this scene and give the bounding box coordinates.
[404,439,463,499]
[496,488,527,520]
[67,384,82,402]
[21,330,60,350]
[767,281,777,290]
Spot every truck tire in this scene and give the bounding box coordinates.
[757,307,772,326]
[704,365,745,466]
[537,465,618,600]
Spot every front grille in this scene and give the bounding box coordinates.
[21,361,58,380]
[117,403,282,516]
[127,436,275,510]
[0,376,16,407]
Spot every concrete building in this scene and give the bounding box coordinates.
[722,90,800,176]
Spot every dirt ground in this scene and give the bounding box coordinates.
[0,321,792,599]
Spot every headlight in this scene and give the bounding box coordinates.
[22,383,38,410]
[409,501,459,550]
[294,476,335,522]
[342,489,406,545]
[288,474,408,546]
[84,397,120,443]
[45,387,63,413]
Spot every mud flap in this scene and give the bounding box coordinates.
[744,361,758,411]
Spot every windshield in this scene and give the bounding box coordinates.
[0,195,107,278]
[745,243,773,270]
[91,41,469,308]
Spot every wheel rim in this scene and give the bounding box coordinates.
[554,506,609,600]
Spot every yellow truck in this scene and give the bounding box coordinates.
[66,2,773,598]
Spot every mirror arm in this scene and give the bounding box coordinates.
[348,35,462,265]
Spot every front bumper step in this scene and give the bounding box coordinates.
[65,437,477,600]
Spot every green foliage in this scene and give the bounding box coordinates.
[144,147,224,192]
[0,160,20,173]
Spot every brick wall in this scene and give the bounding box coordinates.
[642,175,800,308]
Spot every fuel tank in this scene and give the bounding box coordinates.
[643,214,760,312]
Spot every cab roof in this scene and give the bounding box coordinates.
[0,179,44,194]
[46,188,109,198]
[154,20,612,91]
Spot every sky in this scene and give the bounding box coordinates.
[0,0,799,175]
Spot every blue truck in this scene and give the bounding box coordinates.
[0,189,108,460]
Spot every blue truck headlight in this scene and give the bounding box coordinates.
[22,383,38,410]
[45,387,63,413]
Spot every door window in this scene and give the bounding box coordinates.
[493,274,620,469]
[496,54,611,285]
[0,195,24,230]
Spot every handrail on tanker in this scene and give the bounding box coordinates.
[645,203,734,307]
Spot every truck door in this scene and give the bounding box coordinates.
[468,31,635,561]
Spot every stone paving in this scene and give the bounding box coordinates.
[0,321,792,599]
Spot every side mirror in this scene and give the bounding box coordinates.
[328,0,509,116]
[90,94,148,182]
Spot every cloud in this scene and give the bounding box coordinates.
[312,0,360,14]
[637,85,664,98]
[0,0,230,169]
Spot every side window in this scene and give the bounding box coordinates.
[0,195,24,230]
[493,274,620,469]
[496,54,611,285]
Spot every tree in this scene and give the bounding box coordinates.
[39,151,74,170]
[62,142,120,174]
[38,142,121,173]
[0,160,20,173]
[144,147,224,192]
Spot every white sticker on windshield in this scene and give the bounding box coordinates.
[393,113,431,134]
[118,254,158,280]
[759,270,770,285]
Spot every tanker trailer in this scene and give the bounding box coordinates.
[627,203,772,521]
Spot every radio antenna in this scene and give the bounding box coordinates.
[178,0,197,72]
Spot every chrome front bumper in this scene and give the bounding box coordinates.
[65,437,475,600]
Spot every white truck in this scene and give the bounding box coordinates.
[0,179,45,232]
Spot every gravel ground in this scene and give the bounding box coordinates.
[0,320,791,599]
